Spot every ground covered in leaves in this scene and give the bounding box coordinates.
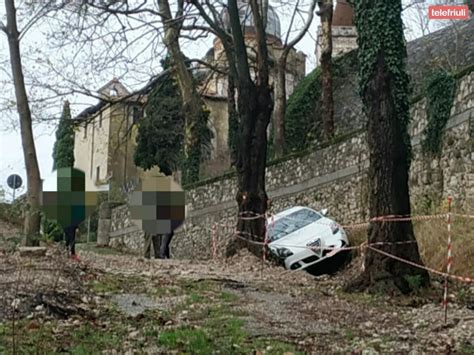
[0,243,473,354]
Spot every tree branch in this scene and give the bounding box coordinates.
[286,0,317,51]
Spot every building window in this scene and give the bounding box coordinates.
[83,123,87,139]
[132,106,141,124]
[96,166,100,183]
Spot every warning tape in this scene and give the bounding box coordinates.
[208,222,474,284]
[367,246,474,284]
[369,214,448,222]
[452,213,474,219]
[237,211,452,227]
[231,230,418,252]
[219,211,474,235]
[209,207,474,286]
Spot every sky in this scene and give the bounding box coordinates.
[0,0,458,201]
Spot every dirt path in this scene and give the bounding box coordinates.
[1,245,473,354]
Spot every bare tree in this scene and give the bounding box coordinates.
[316,0,334,140]
[1,0,42,245]
[190,0,274,255]
[156,0,213,184]
[402,0,449,41]
[273,0,317,158]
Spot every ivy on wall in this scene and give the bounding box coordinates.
[284,50,358,153]
[354,1,413,164]
[182,106,213,185]
[285,67,322,153]
[421,70,456,156]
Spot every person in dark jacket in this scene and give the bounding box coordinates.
[40,167,98,262]
[129,175,185,260]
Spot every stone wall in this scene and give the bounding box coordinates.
[108,72,473,259]
[108,204,144,253]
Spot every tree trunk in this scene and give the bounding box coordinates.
[318,0,334,140]
[225,0,273,257]
[273,55,287,158]
[157,0,205,184]
[226,82,273,257]
[227,74,239,166]
[5,0,41,246]
[346,0,429,294]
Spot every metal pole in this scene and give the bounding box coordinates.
[443,196,453,324]
[12,175,16,201]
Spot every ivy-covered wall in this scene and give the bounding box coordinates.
[284,18,474,153]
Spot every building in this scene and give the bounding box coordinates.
[73,79,149,193]
[315,0,358,64]
[190,0,306,175]
[73,1,307,190]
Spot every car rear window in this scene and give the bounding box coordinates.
[268,209,321,242]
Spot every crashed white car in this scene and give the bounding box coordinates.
[267,206,349,275]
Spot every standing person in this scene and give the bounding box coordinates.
[40,167,98,262]
[144,232,162,259]
[130,174,185,260]
[64,223,79,260]
[159,231,173,259]
[158,218,183,259]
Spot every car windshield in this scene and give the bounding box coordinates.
[268,208,321,242]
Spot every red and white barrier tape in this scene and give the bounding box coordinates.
[232,230,418,252]
[452,213,474,219]
[367,245,473,284]
[237,211,452,230]
[209,223,474,286]
[369,213,448,222]
[210,206,474,288]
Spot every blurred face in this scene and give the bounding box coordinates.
[129,176,185,235]
[41,167,97,228]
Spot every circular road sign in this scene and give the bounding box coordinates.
[7,174,23,190]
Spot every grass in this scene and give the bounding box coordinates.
[158,311,301,354]
[88,273,301,354]
[413,209,474,277]
[69,322,129,354]
[89,273,146,294]
[159,327,212,354]
[459,343,474,354]
[345,205,474,278]
[0,320,57,354]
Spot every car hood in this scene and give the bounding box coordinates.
[268,217,343,250]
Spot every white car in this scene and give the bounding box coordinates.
[267,206,350,275]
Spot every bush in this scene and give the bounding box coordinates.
[0,202,23,226]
